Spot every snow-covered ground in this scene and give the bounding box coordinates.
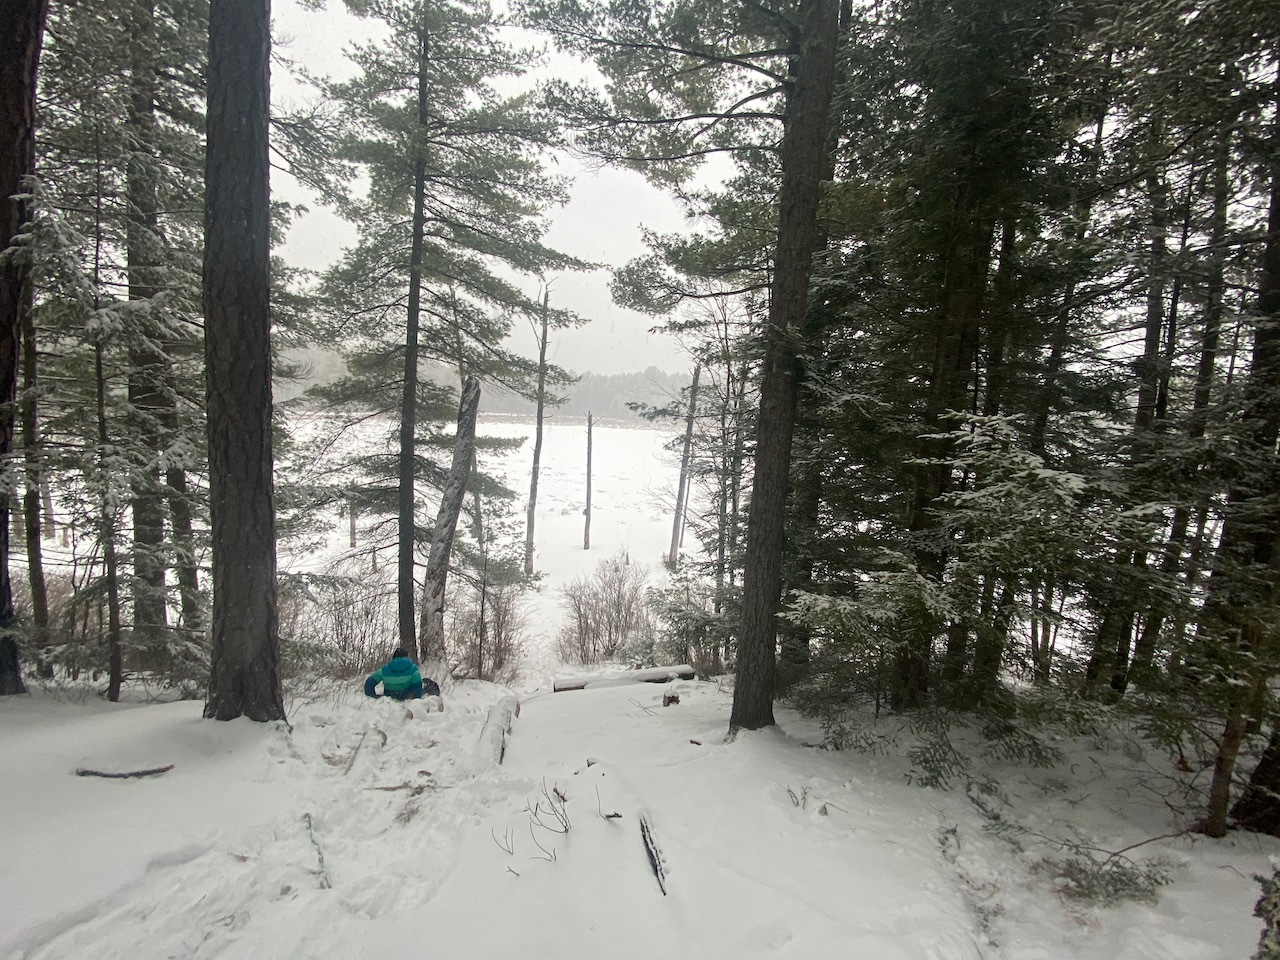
[3,415,1278,959]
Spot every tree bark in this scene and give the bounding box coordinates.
[669,363,700,567]
[0,0,50,696]
[398,24,431,657]
[418,376,480,685]
[1199,132,1280,838]
[202,0,283,722]
[95,344,124,702]
[525,285,550,574]
[730,0,838,732]
[127,0,171,666]
[19,282,48,671]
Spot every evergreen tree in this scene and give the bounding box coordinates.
[0,0,50,695]
[294,0,584,664]
[202,0,284,722]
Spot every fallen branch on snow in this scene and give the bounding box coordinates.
[639,813,666,896]
[75,764,174,779]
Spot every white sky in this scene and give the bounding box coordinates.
[271,0,693,376]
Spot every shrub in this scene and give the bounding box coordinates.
[279,560,397,678]
[448,561,529,684]
[556,550,653,664]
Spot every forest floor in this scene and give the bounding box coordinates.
[2,670,1274,960]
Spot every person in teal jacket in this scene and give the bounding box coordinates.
[364,649,439,700]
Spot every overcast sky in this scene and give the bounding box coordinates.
[272,0,694,377]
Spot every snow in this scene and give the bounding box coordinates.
[3,416,1277,959]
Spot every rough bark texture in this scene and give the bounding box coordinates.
[1232,728,1280,836]
[95,345,124,702]
[398,154,428,658]
[418,377,480,688]
[19,283,48,663]
[202,0,283,722]
[0,0,49,695]
[730,0,838,731]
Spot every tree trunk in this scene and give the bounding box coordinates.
[1199,137,1280,838]
[19,282,48,672]
[0,0,50,696]
[1232,727,1280,836]
[398,25,431,656]
[95,344,124,702]
[126,1,171,667]
[1131,128,1232,687]
[1097,150,1168,694]
[202,0,283,722]
[418,376,480,686]
[525,285,550,574]
[669,363,700,566]
[730,0,838,732]
[584,412,593,550]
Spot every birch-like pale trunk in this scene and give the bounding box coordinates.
[418,377,481,689]
[525,285,550,574]
[668,363,700,567]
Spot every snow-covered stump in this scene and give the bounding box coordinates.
[477,695,520,767]
[552,664,695,693]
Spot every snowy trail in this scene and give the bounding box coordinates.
[362,681,987,960]
[4,678,1275,960]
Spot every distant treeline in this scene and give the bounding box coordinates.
[481,366,690,422]
[280,349,691,422]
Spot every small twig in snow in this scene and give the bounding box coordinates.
[303,813,332,889]
[343,730,370,777]
[492,826,515,855]
[596,785,622,820]
[529,822,558,862]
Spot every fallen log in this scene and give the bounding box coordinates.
[75,764,175,779]
[478,695,521,766]
[553,664,695,693]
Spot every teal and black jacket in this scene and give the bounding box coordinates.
[364,656,424,700]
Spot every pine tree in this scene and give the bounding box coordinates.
[0,0,50,695]
[202,0,284,722]
[292,0,584,666]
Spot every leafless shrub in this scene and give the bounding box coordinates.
[279,559,396,678]
[448,574,529,684]
[556,550,654,664]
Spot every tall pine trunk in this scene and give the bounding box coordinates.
[1198,132,1280,838]
[398,25,430,657]
[730,0,838,731]
[202,0,283,722]
[126,1,171,666]
[19,283,49,673]
[0,0,50,696]
[95,343,124,702]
